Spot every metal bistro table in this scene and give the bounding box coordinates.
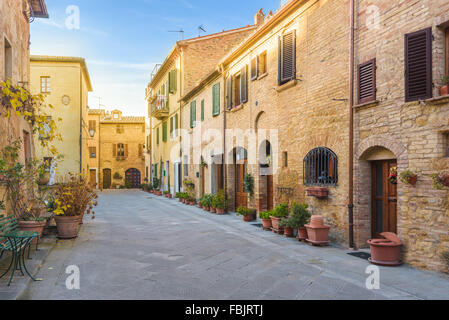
[0,230,40,286]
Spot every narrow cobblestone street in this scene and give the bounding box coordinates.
[20,191,449,300]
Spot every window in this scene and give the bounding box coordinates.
[157,127,160,145]
[4,37,12,80]
[162,121,167,142]
[405,27,432,102]
[183,155,189,176]
[283,151,288,168]
[358,59,376,104]
[234,74,241,107]
[115,143,126,158]
[212,83,220,116]
[23,130,31,162]
[279,31,296,85]
[190,101,196,128]
[40,76,51,93]
[251,57,258,80]
[201,100,205,121]
[259,51,267,76]
[169,69,177,94]
[303,147,338,186]
[89,147,97,158]
[174,114,179,137]
[170,116,174,138]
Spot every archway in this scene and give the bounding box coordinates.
[126,168,141,188]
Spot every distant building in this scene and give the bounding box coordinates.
[88,109,146,189]
[30,56,93,181]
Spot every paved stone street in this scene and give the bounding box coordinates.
[20,190,449,300]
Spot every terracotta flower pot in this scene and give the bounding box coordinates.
[179,198,183,203]
[54,216,80,239]
[203,207,210,212]
[19,220,46,244]
[305,215,330,245]
[440,85,449,96]
[210,207,217,213]
[368,232,403,266]
[297,227,308,240]
[216,208,225,215]
[243,214,254,222]
[271,216,283,233]
[38,172,50,186]
[261,218,272,229]
[198,202,203,208]
[284,227,294,238]
[407,175,418,186]
[306,187,329,199]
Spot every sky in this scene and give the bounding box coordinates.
[30,0,286,117]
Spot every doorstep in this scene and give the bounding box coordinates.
[0,235,57,300]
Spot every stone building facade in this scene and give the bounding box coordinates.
[146,24,257,195]
[30,56,93,181]
[0,0,48,213]
[353,0,449,272]
[88,109,146,190]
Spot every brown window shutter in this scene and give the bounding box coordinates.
[125,144,128,157]
[280,30,296,84]
[240,65,248,104]
[358,59,376,104]
[113,144,117,157]
[405,27,433,102]
[226,76,232,110]
[250,57,258,80]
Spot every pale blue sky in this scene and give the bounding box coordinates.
[30,0,285,116]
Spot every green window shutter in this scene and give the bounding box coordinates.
[190,101,196,128]
[201,100,205,121]
[169,117,173,138]
[175,113,179,136]
[169,69,177,94]
[213,83,220,117]
[157,128,160,145]
[162,121,167,142]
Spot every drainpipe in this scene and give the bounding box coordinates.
[348,0,355,249]
[220,63,227,201]
[79,68,83,176]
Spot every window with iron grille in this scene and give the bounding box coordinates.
[405,27,433,102]
[303,147,338,186]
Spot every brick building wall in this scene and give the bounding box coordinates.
[354,0,449,272]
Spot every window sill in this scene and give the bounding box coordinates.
[425,94,449,105]
[257,73,268,81]
[275,80,297,93]
[229,104,245,113]
[354,100,380,110]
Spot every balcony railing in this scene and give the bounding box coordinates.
[151,95,169,119]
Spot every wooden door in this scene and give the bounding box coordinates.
[371,160,397,238]
[103,169,111,189]
[200,164,205,196]
[235,162,248,208]
[267,175,274,211]
[89,169,97,188]
[126,169,141,188]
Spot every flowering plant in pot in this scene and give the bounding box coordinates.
[271,203,289,233]
[440,75,449,96]
[212,190,227,214]
[291,203,312,241]
[51,174,98,239]
[201,194,212,211]
[237,206,256,222]
[389,167,398,185]
[259,211,273,229]
[399,170,418,186]
[432,173,449,190]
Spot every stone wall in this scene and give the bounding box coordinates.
[354,0,449,272]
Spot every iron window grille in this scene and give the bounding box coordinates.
[303,147,338,186]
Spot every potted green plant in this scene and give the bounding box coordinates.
[399,170,418,186]
[237,206,257,222]
[271,203,289,233]
[291,203,312,241]
[442,251,449,273]
[212,190,227,214]
[163,191,172,198]
[37,159,51,186]
[279,217,295,238]
[441,75,449,96]
[259,211,273,229]
[202,194,212,211]
[243,173,255,200]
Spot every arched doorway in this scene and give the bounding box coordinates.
[259,140,273,211]
[234,147,248,209]
[103,169,112,189]
[126,168,141,188]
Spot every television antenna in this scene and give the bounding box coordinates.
[198,25,206,37]
[168,29,185,40]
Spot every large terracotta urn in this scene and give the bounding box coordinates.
[368,232,403,266]
[305,215,331,246]
[271,216,283,233]
[19,220,46,244]
[261,219,272,229]
[54,216,80,239]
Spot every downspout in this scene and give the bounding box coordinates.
[98,114,102,190]
[219,63,227,200]
[79,68,83,175]
[348,0,355,249]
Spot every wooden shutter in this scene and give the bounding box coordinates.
[162,121,167,142]
[170,117,174,138]
[280,30,296,84]
[175,114,179,136]
[201,100,205,121]
[138,144,143,157]
[190,101,196,128]
[169,69,177,94]
[124,144,128,157]
[226,77,232,110]
[250,57,258,80]
[358,59,376,104]
[405,27,432,102]
[113,144,117,157]
[240,65,248,104]
[213,83,220,116]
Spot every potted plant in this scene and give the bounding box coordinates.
[197,196,204,208]
[113,172,123,181]
[271,203,289,233]
[202,194,212,211]
[213,190,227,215]
[441,251,449,273]
[243,173,255,200]
[368,232,403,266]
[389,167,398,185]
[259,211,273,229]
[399,170,418,186]
[163,191,172,198]
[210,194,217,213]
[432,173,449,189]
[441,75,449,96]
[291,203,312,241]
[279,217,295,238]
[37,159,51,186]
[237,206,256,222]
[305,215,331,246]
[306,187,329,199]
[51,174,98,239]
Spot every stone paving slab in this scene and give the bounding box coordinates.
[19,190,449,300]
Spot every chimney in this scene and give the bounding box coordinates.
[254,9,265,26]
